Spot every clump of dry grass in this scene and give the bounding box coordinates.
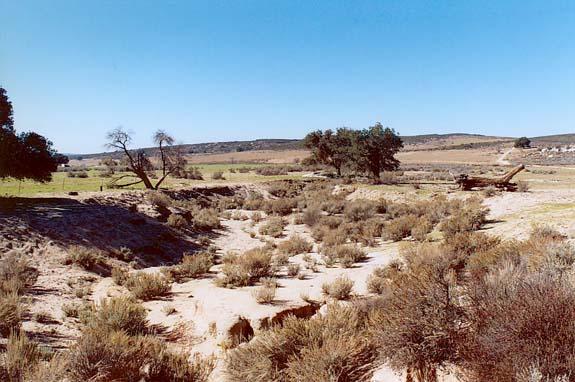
[344,200,377,222]
[0,330,41,381]
[440,200,488,239]
[0,293,22,337]
[217,248,273,288]
[146,191,173,208]
[321,244,367,268]
[301,206,322,227]
[123,272,171,301]
[277,234,313,256]
[192,208,221,230]
[0,254,38,296]
[286,263,301,278]
[517,180,529,192]
[81,296,148,335]
[263,198,298,216]
[382,214,419,241]
[321,275,354,300]
[366,261,402,295]
[162,251,214,282]
[259,217,287,238]
[411,219,434,242]
[64,246,108,272]
[252,285,276,304]
[167,213,187,228]
[225,304,377,382]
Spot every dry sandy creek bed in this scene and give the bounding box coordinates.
[2,184,575,382]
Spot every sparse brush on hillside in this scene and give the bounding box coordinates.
[64,246,108,272]
[225,304,378,382]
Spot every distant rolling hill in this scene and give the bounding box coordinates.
[68,133,574,160]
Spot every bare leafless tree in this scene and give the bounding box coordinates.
[106,127,185,190]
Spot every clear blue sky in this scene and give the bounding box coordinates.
[1,0,574,153]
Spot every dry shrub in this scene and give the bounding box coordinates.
[517,180,529,192]
[191,208,221,230]
[147,191,172,208]
[277,234,313,256]
[24,353,69,382]
[68,328,213,382]
[482,186,499,197]
[256,166,288,176]
[344,200,377,222]
[163,251,214,282]
[0,254,38,296]
[322,275,354,300]
[147,346,215,382]
[371,245,464,381]
[67,329,149,382]
[287,263,300,277]
[124,272,171,301]
[218,248,273,288]
[252,285,276,304]
[462,273,575,382]
[263,198,298,216]
[411,219,434,242]
[111,266,129,286]
[225,304,377,382]
[267,180,303,198]
[0,295,22,338]
[341,218,385,246]
[0,330,41,381]
[440,201,488,238]
[82,296,148,335]
[65,246,107,271]
[382,214,419,241]
[321,244,367,268]
[251,211,263,223]
[259,217,287,238]
[366,261,402,295]
[167,213,188,228]
[211,171,225,180]
[302,206,322,227]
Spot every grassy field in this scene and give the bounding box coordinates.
[0,164,304,197]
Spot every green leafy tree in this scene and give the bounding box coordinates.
[514,136,531,149]
[0,86,66,182]
[354,122,403,181]
[303,128,357,176]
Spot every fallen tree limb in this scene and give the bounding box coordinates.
[454,164,525,191]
